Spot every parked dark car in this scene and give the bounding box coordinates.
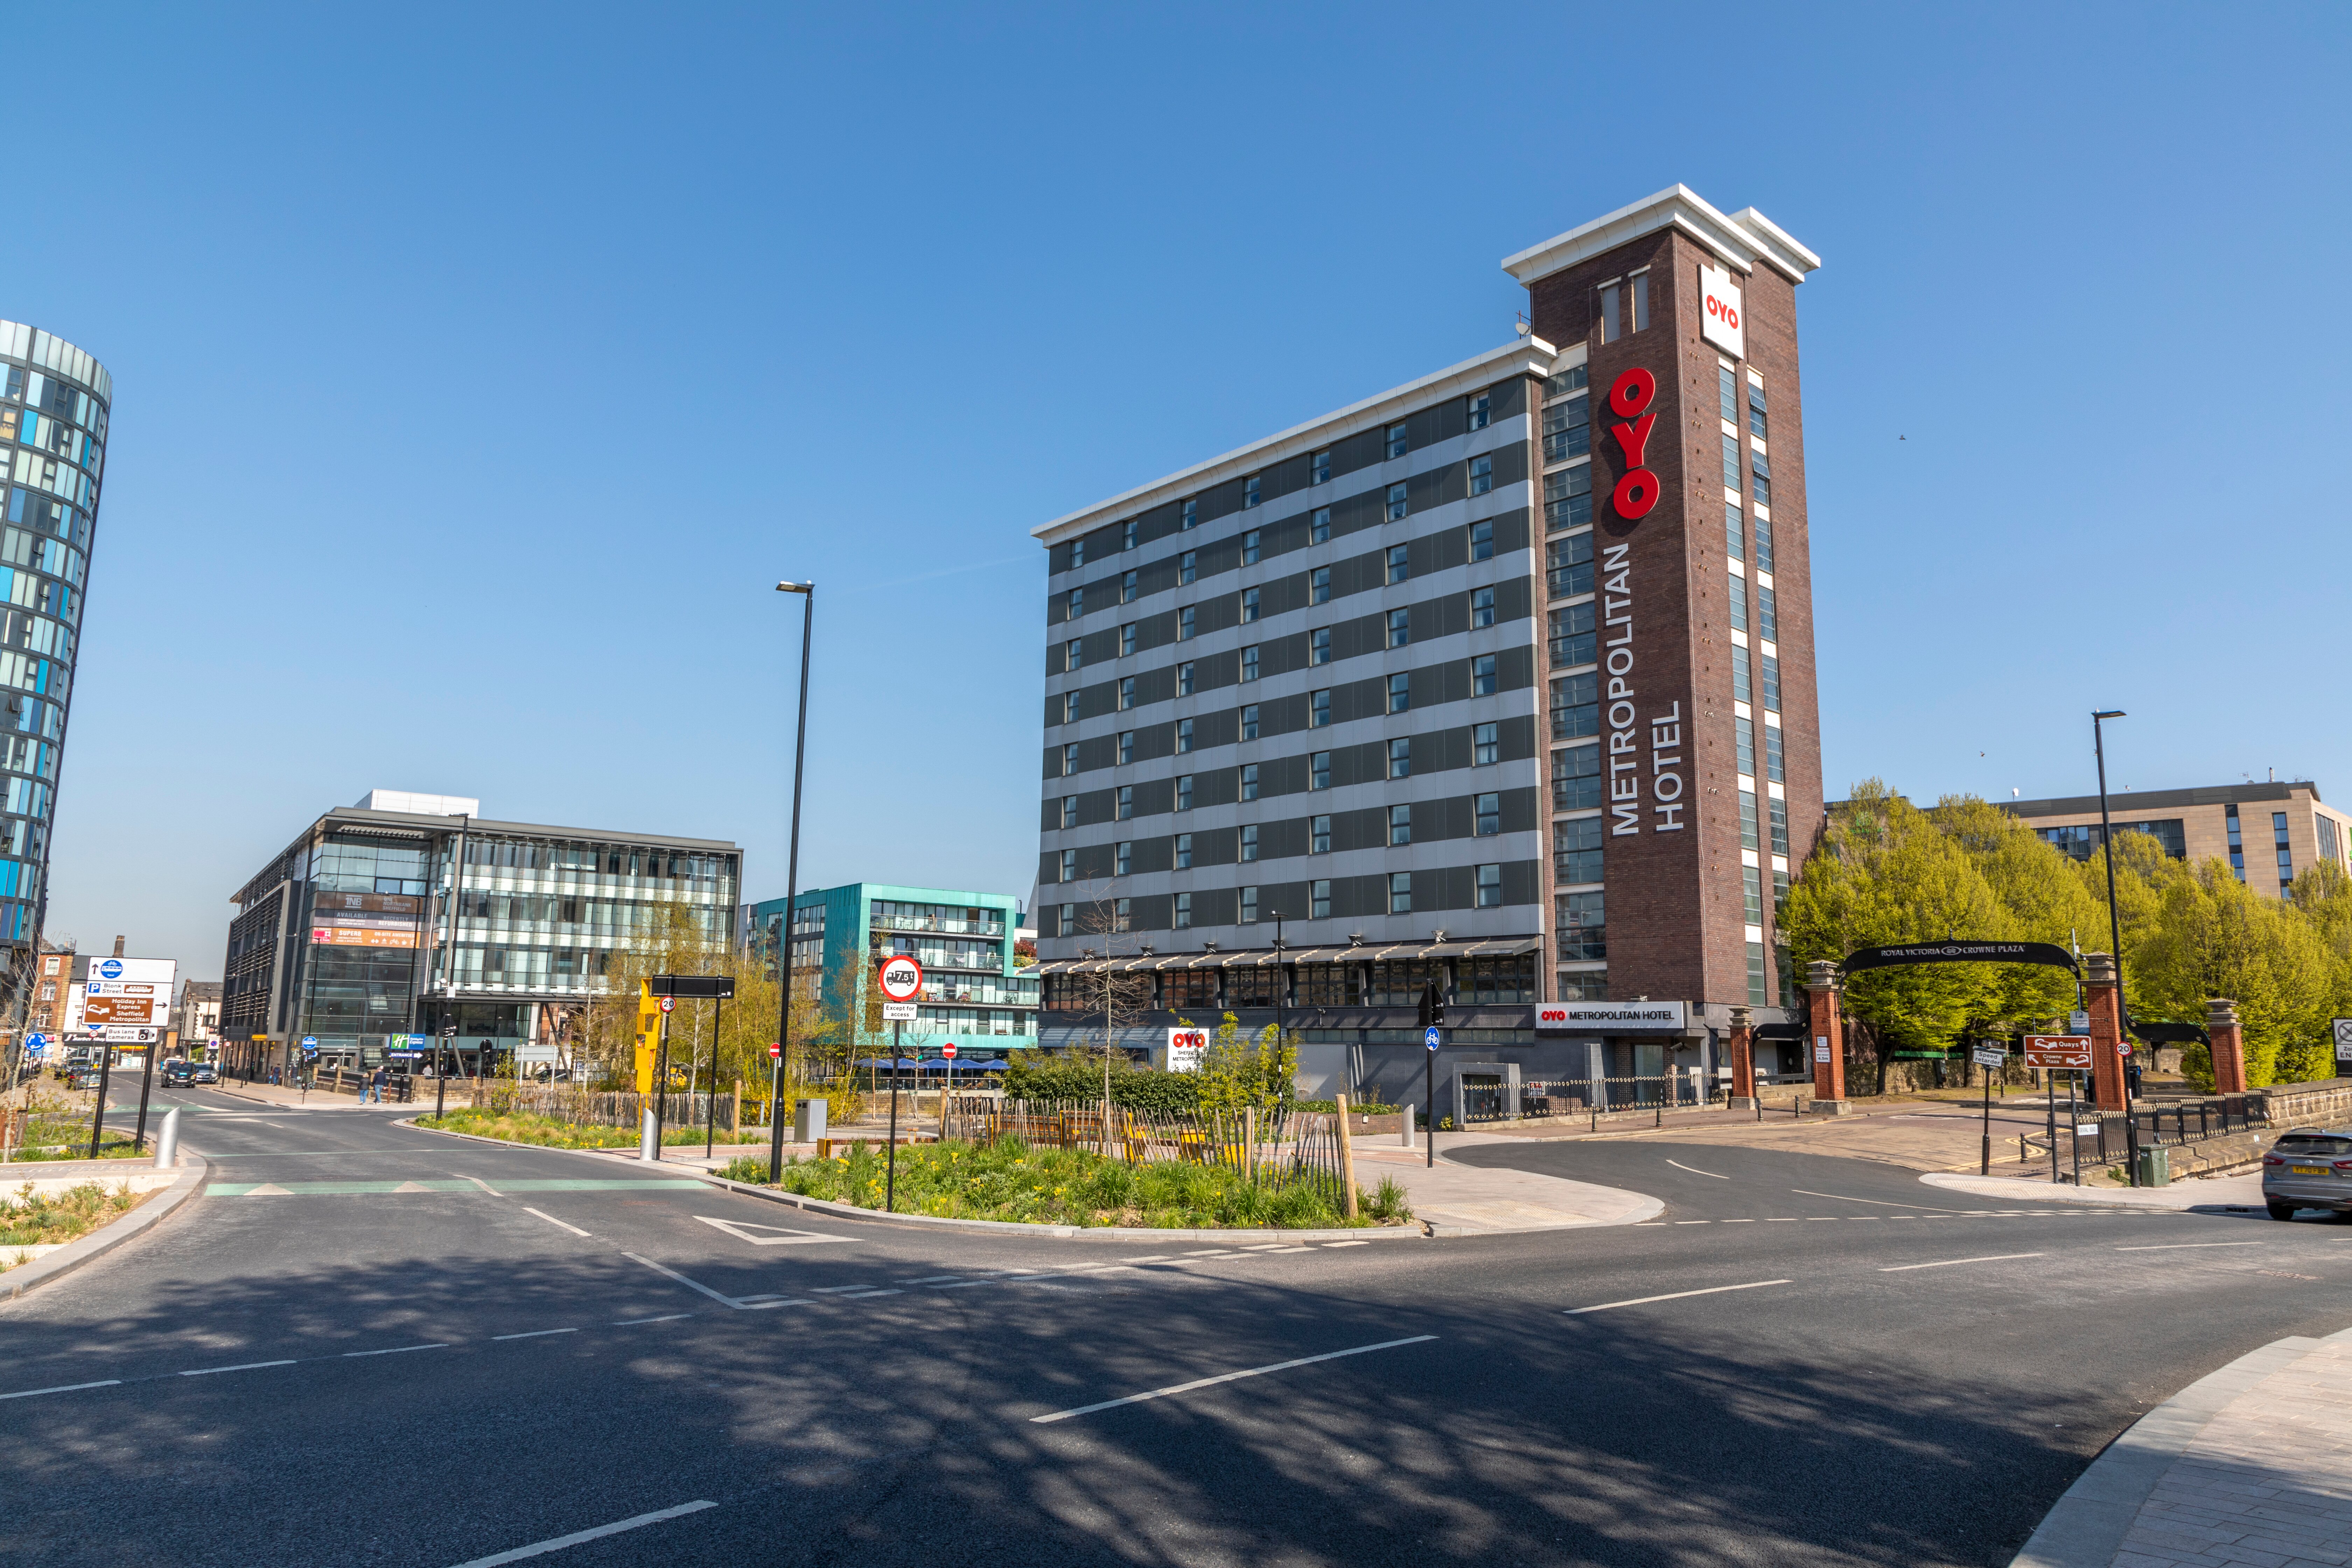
[2262,1128,2352,1220]
[66,1065,102,1091]
[191,1064,218,1084]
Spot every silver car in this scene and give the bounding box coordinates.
[2262,1128,2352,1220]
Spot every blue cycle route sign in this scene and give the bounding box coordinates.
[98,958,122,980]
[1425,1026,1442,1051]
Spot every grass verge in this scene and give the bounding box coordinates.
[2,1179,144,1266]
[716,1136,1413,1229]
[416,1109,765,1151]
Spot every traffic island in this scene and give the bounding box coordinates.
[0,1154,208,1301]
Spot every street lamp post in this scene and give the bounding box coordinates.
[768,581,816,1179]
[2093,708,2141,1186]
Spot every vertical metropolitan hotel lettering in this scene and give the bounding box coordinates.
[1602,367,1681,836]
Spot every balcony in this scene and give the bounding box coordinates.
[870,912,1006,938]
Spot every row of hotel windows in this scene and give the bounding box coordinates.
[1054,865,1509,935]
[1057,793,1511,883]
[1042,953,1536,1010]
[1063,516,1504,650]
[1062,667,1510,771]
[2227,804,2301,891]
[1057,727,1504,827]
[1062,390,1505,574]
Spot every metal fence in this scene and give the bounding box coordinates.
[939,1096,1351,1204]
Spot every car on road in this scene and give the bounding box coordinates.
[65,1065,102,1091]
[162,1060,195,1085]
[2262,1128,2352,1219]
[191,1063,218,1084]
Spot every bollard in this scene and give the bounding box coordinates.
[153,1106,180,1170]
[1399,1105,1415,1150]
[639,1106,659,1162]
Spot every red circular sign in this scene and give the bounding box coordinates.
[768,1042,782,1059]
[942,1043,957,1059]
[877,955,924,1002]
[658,997,674,1013]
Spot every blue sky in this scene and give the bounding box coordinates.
[16,4,2350,977]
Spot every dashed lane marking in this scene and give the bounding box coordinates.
[523,1207,591,1238]
[1666,1160,1728,1179]
[446,1498,718,1568]
[2116,1242,2265,1251]
[179,1360,297,1377]
[1568,1280,1791,1315]
[492,1329,579,1341]
[0,1379,121,1401]
[343,1343,448,1358]
[1030,1335,1439,1424]
[1880,1253,2047,1273]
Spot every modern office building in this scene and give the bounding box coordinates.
[220,790,741,1080]
[2005,780,2350,897]
[175,979,222,1052]
[1030,186,1823,1107]
[0,324,107,1021]
[743,883,1037,1058]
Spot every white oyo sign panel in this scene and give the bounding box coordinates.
[1535,1001,1688,1033]
[1166,1028,1208,1073]
[1699,263,1744,359]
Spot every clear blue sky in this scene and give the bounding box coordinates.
[18,4,2350,978]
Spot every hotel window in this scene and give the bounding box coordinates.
[1070,539,1086,569]
[1762,653,1780,714]
[1182,498,1197,531]
[1179,551,1197,584]
[1769,796,1790,856]
[1764,722,1784,784]
[1177,661,1195,696]
[1554,742,1601,810]
[1550,602,1596,668]
[1065,638,1083,672]
[1548,531,1592,598]
[1468,389,1491,430]
[1559,890,1605,959]
[1543,677,1599,743]
[1240,587,1260,623]
[1059,904,1076,937]
[1547,364,1588,398]
[1475,721,1499,765]
[1628,270,1649,331]
[1118,676,1135,710]
[1311,449,1331,485]
[1719,364,1738,423]
[1117,730,1134,765]
[1728,573,1749,634]
[1311,506,1331,543]
[1115,841,1131,876]
[1557,816,1603,883]
[1754,508,1774,573]
[1062,796,1079,829]
[1062,691,1081,723]
[1389,804,1412,846]
[1239,886,1258,924]
[1740,789,1759,851]
[1471,586,1496,627]
[1476,864,1503,909]
[1736,715,1756,778]
[1469,518,1493,560]
[1386,422,1408,460]
[1757,583,1777,642]
[1725,502,1743,563]
[1747,941,1769,1005]
[1732,649,1751,705]
[1176,832,1193,869]
[2321,814,2344,866]
[1471,653,1497,696]
[1744,864,1764,925]
[1311,627,1331,665]
[1388,738,1412,779]
[1116,784,1133,820]
[1240,824,1259,862]
[1597,280,1621,343]
[1121,569,1137,603]
[1543,392,1590,463]
[1240,763,1259,801]
[1311,751,1331,790]
[1177,774,1194,811]
[1386,545,1410,585]
[1311,566,1331,604]
[1242,528,1261,565]
[1388,608,1411,648]
[1059,849,1076,882]
[1387,672,1410,713]
[2227,804,2244,878]
[1174,891,1192,928]
[1388,872,1413,914]
[1774,865,1791,916]
[1469,455,1492,497]
[1721,433,1741,492]
[1062,742,1079,776]
[1243,475,1261,510]
[1068,587,1083,620]
[2276,811,2294,888]
[1310,880,1332,920]
[1310,688,1330,728]
[1122,520,1137,551]
[1748,378,1768,441]
[1176,716,1193,753]
[1476,791,1500,836]
[1240,703,1259,740]
[1311,814,1331,854]
[1114,898,1132,933]
[1120,623,1137,657]
[1387,484,1409,523]
[1544,463,1591,530]
[1241,645,1259,681]
[1751,450,1772,509]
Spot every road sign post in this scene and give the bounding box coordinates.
[1419,982,1445,1169]
[1972,1044,2006,1174]
[876,957,922,1212]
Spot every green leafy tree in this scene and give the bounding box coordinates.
[1186,1012,1296,1115]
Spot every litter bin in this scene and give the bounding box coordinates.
[2135,1144,2170,1187]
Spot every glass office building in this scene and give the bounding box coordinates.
[222,790,741,1079]
[0,323,106,1009]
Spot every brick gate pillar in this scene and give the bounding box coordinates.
[1806,961,1848,1111]
[1727,1004,1756,1107]
[2206,997,2247,1095]
[2084,953,2128,1111]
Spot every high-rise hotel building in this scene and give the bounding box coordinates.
[1031,188,1823,1101]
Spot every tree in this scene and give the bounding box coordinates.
[1068,881,1155,1134]
[1187,1012,1296,1116]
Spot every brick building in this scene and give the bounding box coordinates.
[2006,780,2351,897]
[1031,187,1825,1108]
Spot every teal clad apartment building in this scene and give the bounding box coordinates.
[743,884,1038,1058]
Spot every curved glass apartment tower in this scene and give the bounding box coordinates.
[0,324,107,989]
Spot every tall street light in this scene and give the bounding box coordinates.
[2093,709,2132,1126]
[769,580,816,1180]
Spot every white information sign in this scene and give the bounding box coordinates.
[1699,262,1744,359]
[1814,1037,1831,1063]
[881,1001,918,1021]
[1972,1045,2008,1069]
[2334,1017,2352,1062]
[1166,1027,1207,1073]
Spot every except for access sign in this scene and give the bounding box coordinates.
[2023,1035,2094,1070]
[880,1002,918,1021]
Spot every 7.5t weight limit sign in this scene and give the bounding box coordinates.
[878,955,922,1021]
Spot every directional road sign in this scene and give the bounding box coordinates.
[2023,1035,2094,1070]
[1424,1026,1442,1051]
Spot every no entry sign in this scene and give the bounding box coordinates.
[2023,1035,2093,1070]
[877,956,923,1003]
[768,1042,781,1060]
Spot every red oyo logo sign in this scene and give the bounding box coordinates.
[1607,368,1660,520]
[1705,290,1739,331]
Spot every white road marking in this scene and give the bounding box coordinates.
[902,1275,966,1284]
[840,1289,902,1298]
[613,1314,693,1325]
[691,1214,846,1247]
[344,1343,448,1358]
[1674,1221,1710,1225]
[180,1360,298,1377]
[623,1253,746,1307]
[523,1207,590,1237]
[0,1379,121,1400]
[1120,1255,1178,1263]
[1183,1249,1232,1256]
[1791,1189,1973,1213]
[1765,1218,1797,1222]
[1030,1335,1439,1424]
[1720,1219,1755,1224]
[1567,1280,1791,1315]
[444,1498,719,1567]
[810,1285,870,1294]
[454,1174,503,1196]
[1666,1160,1728,1179]
[2116,1242,2264,1251]
[1880,1253,2047,1272]
[1323,1240,1371,1247]
[492,1329,579,1341]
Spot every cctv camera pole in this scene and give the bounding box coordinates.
[132,1035,156,1151]
[769,579,816,1182]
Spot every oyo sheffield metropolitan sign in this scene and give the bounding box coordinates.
[1166,1028,1207,1073]
[1699,263,1743,358]
[1600,365,1683,838]
[1536,1000,1689,1033]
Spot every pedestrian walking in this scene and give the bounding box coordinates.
[365,1064,387,1104]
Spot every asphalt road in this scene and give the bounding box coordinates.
[4,1090,2348,1568]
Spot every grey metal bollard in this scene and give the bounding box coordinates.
[1400,1105,1415,1150]
[153,1106,180,1170]
[793,1097,827,1144]
[639,1107,659,1162]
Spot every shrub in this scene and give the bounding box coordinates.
[1000,1058,1202,1113]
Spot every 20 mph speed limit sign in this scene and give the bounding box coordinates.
[878,955,922,1021]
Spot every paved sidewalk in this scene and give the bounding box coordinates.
[1351,1132,1661,1234]
[2014,1326,2352,1567]
[1924,1171,2268,1212]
